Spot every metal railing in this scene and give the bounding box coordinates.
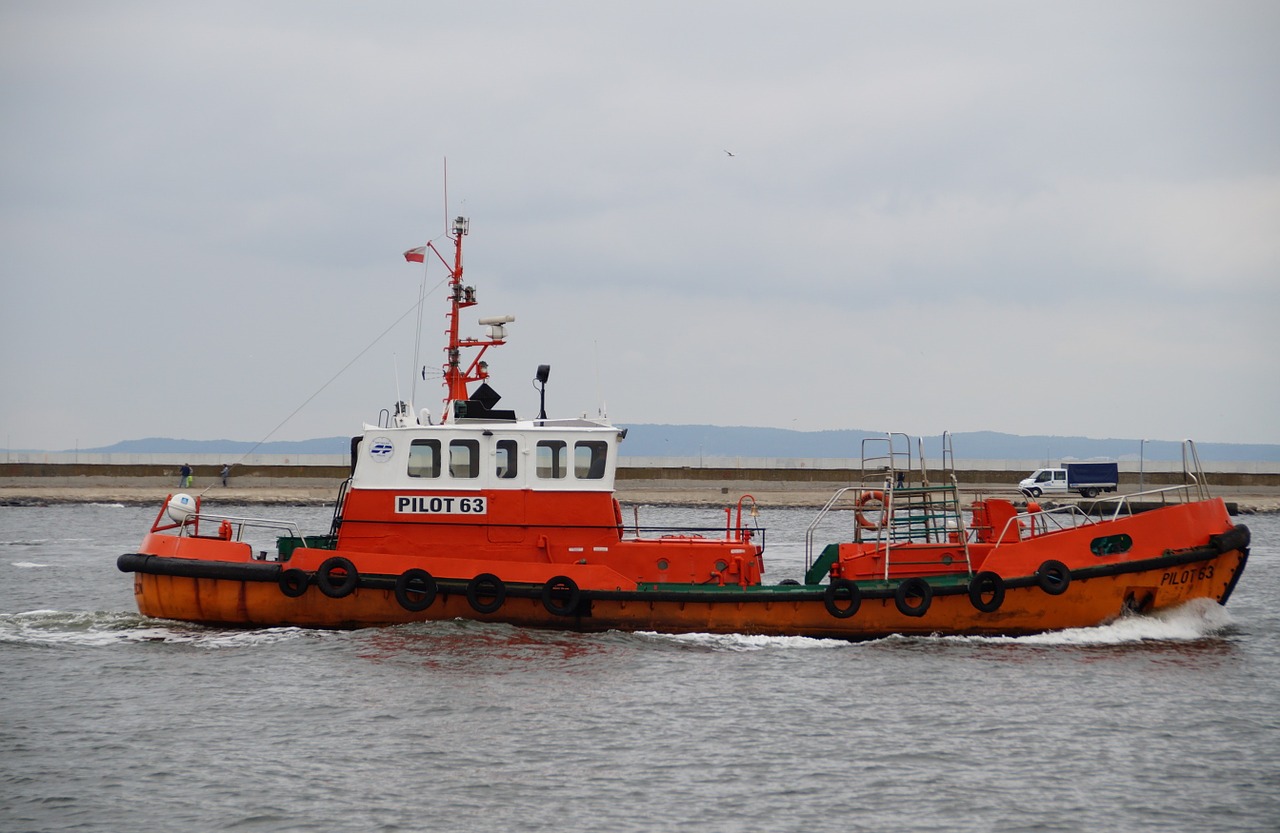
[989,503,1097,549]
[803,486,863,573]
[988,476,1214,548]
[177,511,303,543]
[1086,483,1211,521]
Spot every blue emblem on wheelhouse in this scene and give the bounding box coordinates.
[369,438,394,461]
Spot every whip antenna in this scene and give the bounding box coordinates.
[409,257,428,408]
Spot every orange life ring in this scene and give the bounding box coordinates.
[855,490,888,530]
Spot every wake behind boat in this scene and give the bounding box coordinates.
[118,216,1249,638]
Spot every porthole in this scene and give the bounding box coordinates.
[1091,533,1133,556]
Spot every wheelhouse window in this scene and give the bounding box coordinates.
[449,439,480,478]
[536,440,567,479]
[574,441,609,479]
[407,440,441,478]
[495,439,518,479]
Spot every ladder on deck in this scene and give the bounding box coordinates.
[801,432,974,579]
[859,433,972,579]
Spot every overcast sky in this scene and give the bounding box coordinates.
[2,1,1278,451]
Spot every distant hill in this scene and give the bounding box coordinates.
[81,436,352,455]
[72,427,1280,462]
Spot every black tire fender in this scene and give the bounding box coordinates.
[541,575,581,616]
[895,577,932,617]
[394,568,438,612]
[1036,559,1071,596]
[967,571,1005,613]
[278,568,310,598]
[315,556,359,599]
[823,579,861,619]
[467,572,506,614]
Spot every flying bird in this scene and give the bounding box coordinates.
[724,149,735,157]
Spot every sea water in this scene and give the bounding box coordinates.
[1,503,1277,833]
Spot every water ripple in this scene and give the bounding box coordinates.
[0,609,317,648]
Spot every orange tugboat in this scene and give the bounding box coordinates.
[118,217,1249,638]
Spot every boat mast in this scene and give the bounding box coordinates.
[443,215,471,409]
[439,215,507,422]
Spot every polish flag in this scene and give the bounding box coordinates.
[403,246,426,263]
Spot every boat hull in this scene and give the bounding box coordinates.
[121,518,1249,639]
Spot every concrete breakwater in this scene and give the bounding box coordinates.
[2,462,1277,512]
[4,461,1280,489]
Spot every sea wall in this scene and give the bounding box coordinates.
[5,451,1280,474]
[2,460,1278,490]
